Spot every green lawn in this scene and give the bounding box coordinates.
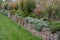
[0,13,42,40]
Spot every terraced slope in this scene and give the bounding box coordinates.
[0,13,42,40]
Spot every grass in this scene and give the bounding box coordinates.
[0,13,42,40]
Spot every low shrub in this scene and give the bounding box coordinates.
[9,9,16,14]
[0,9,8,16]
[2,10,8,16]
[35,20,49,31]
[25,17,49,31]
[16,10,36,18]
[18,0,36,17]
[20,0,36,13]
[16,10,29,17]
[49,21,60,33]
[16,10,23,16]
[28,13,36,18]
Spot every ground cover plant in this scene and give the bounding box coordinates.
[25,17,49,31]
[49,21,60,33]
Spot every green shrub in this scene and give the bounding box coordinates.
[16,10,36,18]
[25,17,40,24]
[28,13,36,17]
[19,0,36,17]
[9,9,16,14]
[0,9,8,16]
[35,21,49,31]
[25,0,36,13]
[25,17,49,31]
[55,6,60,18]
[2,10,8,16]
[20,0,36,12]
[16,10,29,17]
[25,17,33,23]
[49,21,60,33]
[16,10,23,16]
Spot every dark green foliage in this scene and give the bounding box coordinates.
[28,13,36,18]
[55,6,60,19]
[19,0,36,17]
[49,21,60,33]
[20,0,36,13]
[16,10,36,18]
[16,10,23,16]
[16,10,28,17]
[24,0,36,13]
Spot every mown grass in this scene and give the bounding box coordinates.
[0,13,42,40]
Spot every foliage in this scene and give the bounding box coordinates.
[34,0,60,19]
[47,0,60,19]
[25,17,39,24]
[2,2,18,10]
[16,10,28,17]
[49,21,60,33]
[42,5,60,20]
[0,9,8,16]
[16,10,23,16]
[28,13,36,17]
[1,3,7,9]
[35,20,49,31]
[24,0,36,13]
[55,6,60,18]
[19,0,36,17]
[25,17,49,31]
[16,10,36,18]
[10,9,16,12]
[9,9,16,14]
